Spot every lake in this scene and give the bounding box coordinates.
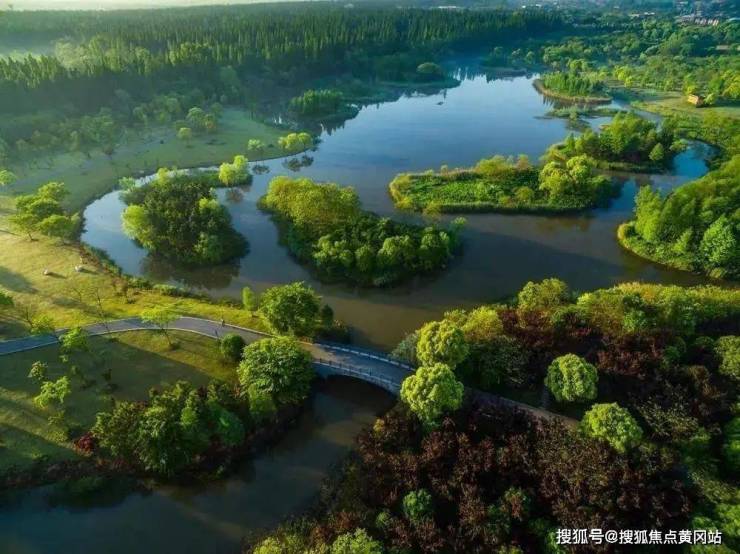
[81,71,711,350]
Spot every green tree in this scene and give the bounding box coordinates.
[716,336,740,381]
[403,489,434,521]
[580,403,643,453]
[141,306,179,346]
[517,278,570,318]
[177,127,193,142]
[219,333,246,363]
[700,216,738,273]
[648,142,665,164]
[545,354,598,403]
[400,363,464,427]
[92,401,144,460]
[36,214,77,242]
[330,528,383,554]
[218,154,250,186]
[416,319,469,368]
[241,286,258,311]
[0,169,16,187]
[238,337,314,406]
[246,139,265,154]
[258,282,321,336]
[34,376,71,408]
[60,326,89,357]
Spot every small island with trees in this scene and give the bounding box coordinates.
[121,165,249,266]
[389,153,613,213]
[260,176,463,286]
[618,155,739,280]
[534,70,612,104]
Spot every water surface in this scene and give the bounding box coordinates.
[82,72,712,349]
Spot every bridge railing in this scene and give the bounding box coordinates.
[314,358,401,394]
[316,341,415,371]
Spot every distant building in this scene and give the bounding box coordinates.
[687,94,705,107]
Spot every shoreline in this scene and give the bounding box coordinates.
[533,78,612,104]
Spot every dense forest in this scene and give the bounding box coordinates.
[0,5,562,163]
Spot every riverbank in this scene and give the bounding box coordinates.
[6,108,289,212]
[533,78,612,104]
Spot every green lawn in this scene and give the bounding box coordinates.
[7,107,288,211]
[0,330,234,472]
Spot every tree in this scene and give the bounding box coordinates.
[218,154,250,186]
[648,142,665,165]
[60,326,89,357]
[0,169,16,187]
[330,528,383,554]
[278,132,313,152]
[177,127,193,142]
[38,214,78,241]
[92,401,144,460]
[242,286,258,311]
[246,139,265,154]
[416,320,469,368]
[34,376,71,408]
[141,306,179,346]
[517,278,570,318]
[400,363,464,427]
[580,403,643,453]
[460,306,504,344]
[258,282,321,336]
[219,333,246,363]
[700,216,738,273]
[238,337,314,406]
[716,336,740,381]
[403,488,434,521]
[545,354,598,403]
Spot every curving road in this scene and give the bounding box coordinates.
[0,316,576,427]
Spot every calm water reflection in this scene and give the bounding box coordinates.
[0,379,393,554]
[82,73,712,349]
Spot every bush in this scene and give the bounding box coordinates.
[716,336,740,381]
[400,363,464,427]
[545,354,598,403]
[416,320,469,368]
[238,337,314,407]
[219,333,246,363]
[580,403,643,453]
[403,488,434,521]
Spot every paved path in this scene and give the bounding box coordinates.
[0,317,576,427]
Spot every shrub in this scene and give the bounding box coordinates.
[544,354,598,403]
[580,403,643,453]
[219,333,246,363]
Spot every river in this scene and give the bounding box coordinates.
[81,71,711,351]
[0,379,394,554]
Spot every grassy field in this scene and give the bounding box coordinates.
[0,108,286,341]
[0,225,268,341]
[7,107,288,211]
[0,330,234,472]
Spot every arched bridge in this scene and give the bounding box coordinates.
[0,316,575,427]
